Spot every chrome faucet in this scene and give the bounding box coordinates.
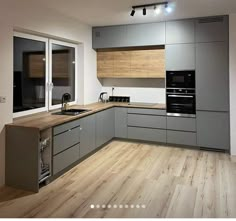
[61,93,71,112]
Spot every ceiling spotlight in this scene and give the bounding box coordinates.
[154,6,161,15]
[143,7,146,16]
[165,4,172,13]
[130,9,135,16]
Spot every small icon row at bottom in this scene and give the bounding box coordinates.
[90,204,146,209]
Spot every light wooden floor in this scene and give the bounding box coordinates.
[0,140,236,218]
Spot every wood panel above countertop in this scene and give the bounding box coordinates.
[97,47,165,78]
[8,102,166,131]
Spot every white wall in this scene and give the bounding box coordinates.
[0,0,102,186]
[229,14,236,155]
[102,78,166,103]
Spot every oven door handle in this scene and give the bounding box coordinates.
[167,95,194,98]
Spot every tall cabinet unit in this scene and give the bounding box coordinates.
[165,20,195,71]
[195,16,230,150]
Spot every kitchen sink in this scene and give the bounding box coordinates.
[52,108,91,116]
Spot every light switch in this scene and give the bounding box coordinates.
[0,96,6,103]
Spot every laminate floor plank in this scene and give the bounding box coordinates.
[0,140,235,218]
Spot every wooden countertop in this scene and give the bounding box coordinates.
[8,102,166,131]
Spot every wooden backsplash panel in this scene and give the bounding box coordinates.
[97,48,165,78]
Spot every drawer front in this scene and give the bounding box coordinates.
[128,127,166,143]
[167,117,196,132]
[53,119,81,135]
[53,126,80,155]
[167,131,197,146]
[128,108,166,116]
[53,143,80,175]
[128,114,166,129]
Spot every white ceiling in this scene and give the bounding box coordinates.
[34,0,236,26]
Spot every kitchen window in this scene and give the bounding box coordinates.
[13,32,78,117]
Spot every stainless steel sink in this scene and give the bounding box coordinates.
[52,108,91,116]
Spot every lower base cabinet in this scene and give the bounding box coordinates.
[80,114,96,158]
[196,111,230,150]
[96,108,115,148]
[53,143,80,175]
[167,131,197,146]
[128,127,166,143]
[115,107,128,138]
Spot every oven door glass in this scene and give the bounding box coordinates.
[167,94,196,115]
[166,71,195,88]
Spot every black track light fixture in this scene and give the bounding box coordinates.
[130,9,135,16]
[143,7,146,16]
[130,1,171,17]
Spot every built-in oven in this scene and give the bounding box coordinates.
[166,70,195,89]
[166,89,196,117]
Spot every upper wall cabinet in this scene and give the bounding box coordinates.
[97,48,165,78]
[166,44,195,70]
[126,22,165,47]
[93,26,127,49]
[93,22,165,49]
[196,16,228,43]
[166,20,195,44]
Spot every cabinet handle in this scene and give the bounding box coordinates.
[80,127,83,131]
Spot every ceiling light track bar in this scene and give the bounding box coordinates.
[132,1,168,9]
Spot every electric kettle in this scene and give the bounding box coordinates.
[99,92,109,103]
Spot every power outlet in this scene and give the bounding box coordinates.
[0,96,6,103]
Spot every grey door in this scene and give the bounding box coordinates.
[92,26,127,49]
[166,44,195,70]
[80,114,96,158]
[126,22,165,46]
[196,16,228,43]
[196,111,230,150]
[196,42,229,111]
[166,20,195,44]
[115,107,128,138]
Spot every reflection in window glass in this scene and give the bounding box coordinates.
[13,37,46,113]
[51,44,75,106]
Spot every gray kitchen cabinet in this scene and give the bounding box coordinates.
[196,42,229,111]
[115,107,128,138]
[95,111,105,148]
[166,44,195,70]
[95,108,114,148]
[126,22,165,46]
[167,117,196,132]
[166,20,195,44]
[80,114,96,158]
[53,143,80,175]
[92,26,127,49]
[127,108,166,116]
[53,126,80,155]
[53,120,81,175]
[128,114,166,129]
[103,108,115,142]
[196,16,228,43]
[128,127,166,143]
[196,111,230,150]
[167,131,197,146]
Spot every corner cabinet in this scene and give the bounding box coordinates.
[95,108,115,148]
